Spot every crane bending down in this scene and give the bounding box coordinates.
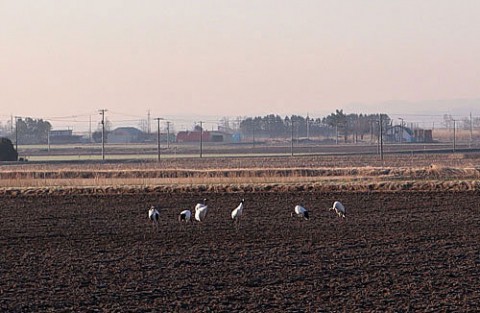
[291,205,310,220]
[194,199,208,222]
[178,209,192,223]
[148,205,160,229]
[331,201,346,218]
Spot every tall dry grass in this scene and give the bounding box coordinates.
[2,153,480,192]
[433,128,480,142]
[1,165,479,189]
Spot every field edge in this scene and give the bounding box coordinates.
[1,179,479,196]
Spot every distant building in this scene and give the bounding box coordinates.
[109,127,143,144]
[176,130,211,143]
[414,129,433,143]
[143,132,176,144]
[49,130,83,144]
[210,131,233,143]
[232,133,242,143]
[386,125,414,143]
[385,125,433,143]
[176,130,233,143]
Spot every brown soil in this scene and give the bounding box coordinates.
[1,190,480,312]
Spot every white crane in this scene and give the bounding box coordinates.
[178,209,192,223]
[148,205,160,229]
[194,199,208,222]
[291,205,310,220]
[330,201,346,218]
[195,198,207,211]
[231,199,245,228]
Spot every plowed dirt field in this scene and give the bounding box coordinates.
[1,190,480,312]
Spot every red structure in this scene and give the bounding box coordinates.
[414,129,433,143]
[176,131,211,143]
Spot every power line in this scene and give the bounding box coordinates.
[107,110,145,119]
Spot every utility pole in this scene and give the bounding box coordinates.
[154,118,163,162]
[379,115,384,161]
[291,120,294,156]
[147,110,151,134]
[166,121,171,148]
[453,119,456,153]
[306,113,310,140]
[398,118,404,143]
[252,122,255,149]
[369,121,373,144]
[14,116,20,152]
[199,121,203,158]
[99,109,107,161]
[470,112,473,148]
[89,115,92,142]
[335,124,339,145]
[353,119,358,144]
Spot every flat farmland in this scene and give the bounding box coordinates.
[1,189,480,312]
[17,141,480,162]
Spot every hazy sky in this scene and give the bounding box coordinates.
[2,0,480,129]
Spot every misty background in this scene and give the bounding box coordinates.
[2,1,480,134]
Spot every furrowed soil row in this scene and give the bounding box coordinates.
[1,191,480,311]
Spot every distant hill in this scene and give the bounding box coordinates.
[344,98,480,117]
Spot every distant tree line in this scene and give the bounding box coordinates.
[239,110,391,142]
[10,118,52,145]
[1,110,392,145]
